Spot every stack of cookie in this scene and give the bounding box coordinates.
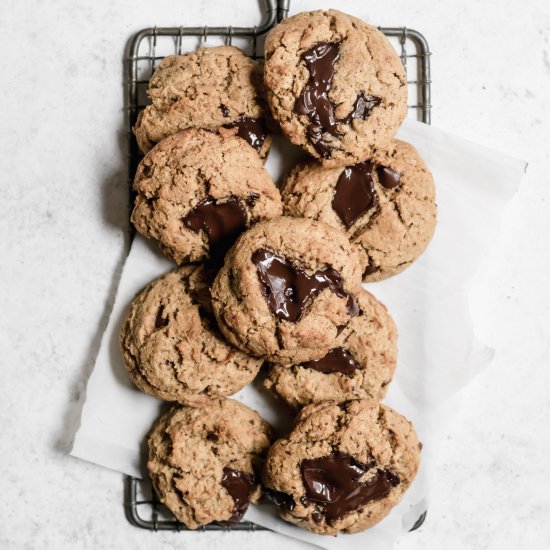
[120,9,436,536]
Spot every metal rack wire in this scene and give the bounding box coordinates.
[124,0,431,534]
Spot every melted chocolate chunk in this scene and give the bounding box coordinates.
[309,134,334,159]
[251,249,354,323]
[220,104,230,117]
[294,42,342,157]
[221,468,256,522]
[376,165,401,189]
[346,294,360,317]
[311,510,323,523]
[341,93,381,124]
[332,161,378,229]
[294,42,381,158]
[300,453,400,523]
[300,347,360,376]
[332,161,401,230]
[183,196,248,257]
[264,487,296,512]
[223,117,267,153]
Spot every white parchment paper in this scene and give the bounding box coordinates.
[72,119,525,549]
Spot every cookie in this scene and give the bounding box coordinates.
[283,140,437,281]
[134,46,272,159]
[131,128,282,265]
[148,400,273,528]
[211,217,363,365]
[264,10,407,166]
[262,399,420,535]
[120,265,263,406]
[264,289,397,408]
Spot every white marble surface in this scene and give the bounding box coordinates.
[1,1,549,549]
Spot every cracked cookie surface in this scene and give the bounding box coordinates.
[134,46,272,158]
[282,139,437,281]
[264,290,397,408]
[148,400,273,528]
[120,266,263,406]
[211,217,363,365]
[262,399,420,535]
[264,10,407,166]
[131,128,282,265]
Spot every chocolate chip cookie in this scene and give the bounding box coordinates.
[264,289,397,408]
[131,128,282,265]
[264,10,407,166]
[134,46,272,158]
[211,217,363,365]
[148,400,273,528]
[283,139,437,281]
[262,399,420,535]
[120,266,263,406]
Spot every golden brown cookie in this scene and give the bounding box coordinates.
[120,266,263,406]
[263,399,420,535]
[211,217,363,365]
[148,400,273,528]
[283,140,437,281]
[264,290,397,408]
[264,10,407,166]
[131,128,282,265]
[134,46,272,158]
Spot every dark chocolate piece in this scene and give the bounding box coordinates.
[384,470,401,487]
[154,305,168,329]
[294,42,381,158]
[341,93,381,124]
[220,104,230,117]
[311,510,323,523]
[252,249,354,323]
[332,161,378,229]
[363,265,379,277]
[300,347,360,375]
[264,487,296,512]
[376,165,401,189]
[346,294,359,317]
[206,431,219,442]
[223,117,267,153]
[221,468,256,522]
[300,453,400,523]
[140,163,153,179]
[294,42,342,148]
[183,196,248,256]
[332,161,400,231]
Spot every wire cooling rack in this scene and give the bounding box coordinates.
[124,0,431,534]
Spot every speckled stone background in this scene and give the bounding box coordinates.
[1,0,549,549]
